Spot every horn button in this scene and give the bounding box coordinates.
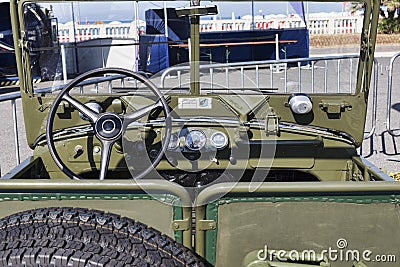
[95,114,123,140]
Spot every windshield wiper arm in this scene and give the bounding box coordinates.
[279,122,358,146]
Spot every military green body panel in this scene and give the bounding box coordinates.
[0,196,175,237]
[32,133,356,181]
[31,126,358,181]
[267,94,367,146]
[205,195,400,267]
[22,93,368,149]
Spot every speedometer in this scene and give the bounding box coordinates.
[185,130,207,151]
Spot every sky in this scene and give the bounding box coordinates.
[47,1,347,23]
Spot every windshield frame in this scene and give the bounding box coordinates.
[11,0,379,97]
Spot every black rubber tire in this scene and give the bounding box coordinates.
[0,207,206,267]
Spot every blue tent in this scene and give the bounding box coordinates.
[0,2,17,77]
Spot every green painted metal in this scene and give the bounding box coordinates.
[173,203,184,244]
[203,194,400,265]
[0,180,192,204]
[243,249,331,267]
[0,192,159,202]
[195,181,400,207]
[190,15,200,96]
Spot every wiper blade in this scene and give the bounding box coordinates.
[246,121,357,145]
[279,122,358,146]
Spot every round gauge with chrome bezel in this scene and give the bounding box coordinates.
[185,130,207,151]
[167,133,180,150]
[210,131,228,149]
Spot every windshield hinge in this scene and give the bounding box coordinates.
[319,101,352,117]
[197,219,217,231]
[171,218,190,231]
[265,108,280,136]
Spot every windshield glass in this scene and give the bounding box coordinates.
[24,0,365,95]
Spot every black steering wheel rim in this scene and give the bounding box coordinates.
[46,67,171,180]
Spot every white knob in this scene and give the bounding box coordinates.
[289,95,312,114]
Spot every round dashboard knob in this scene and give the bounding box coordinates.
[289,94,313,114]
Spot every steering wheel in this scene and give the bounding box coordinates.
[46,68,171,180]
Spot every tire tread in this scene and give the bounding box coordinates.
[0,207,206,267]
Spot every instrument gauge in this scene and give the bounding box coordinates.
[211,131,228,149]
[185,130,206,151]
[168,134,180,150]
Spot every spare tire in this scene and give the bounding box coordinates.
[0,207,206,267]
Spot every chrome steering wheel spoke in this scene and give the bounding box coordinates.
[124,100,163,125]
[99,139,115,180]
[62,93,100,123]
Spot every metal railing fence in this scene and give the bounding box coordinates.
[161,55,361,94]
[386,52,400,137]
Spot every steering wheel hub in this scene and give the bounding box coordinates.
[95,113,123,140]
